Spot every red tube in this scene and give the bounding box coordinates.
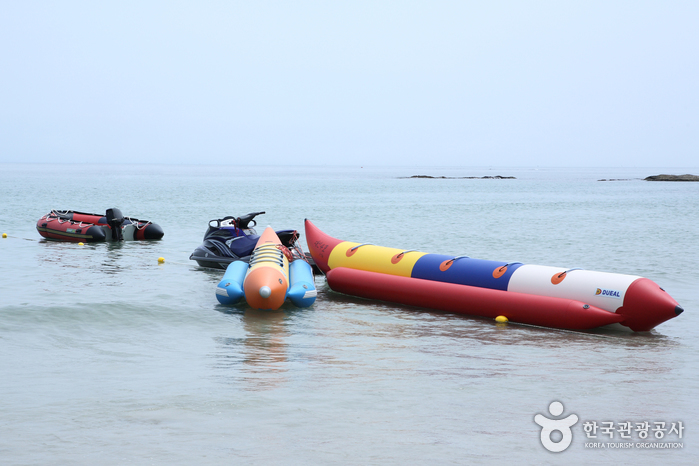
[327,267,626,330]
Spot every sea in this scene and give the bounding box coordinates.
[1,163,697,465]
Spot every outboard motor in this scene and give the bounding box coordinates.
[106,208,125,241]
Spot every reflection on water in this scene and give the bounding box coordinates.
[384,306,680,382]
[37,240,163,279]
[29,239,172,301]
[319,284,682,393]
[210,281,681,400]
[213,308,291,391]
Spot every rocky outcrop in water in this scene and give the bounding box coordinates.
[644,174,699,182]
[401,175,516,179]
[598,178,637,181]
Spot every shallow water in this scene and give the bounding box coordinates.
[1,164,697,464]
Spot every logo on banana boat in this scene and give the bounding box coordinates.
[595,288,622,299]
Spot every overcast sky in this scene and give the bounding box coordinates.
[1,1,697,167]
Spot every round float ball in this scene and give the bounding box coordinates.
[2,233,7,238]
[495,315,508,323]
[78,242,84,246]
[158,257,165,264]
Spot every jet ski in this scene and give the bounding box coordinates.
[189,211,315,270]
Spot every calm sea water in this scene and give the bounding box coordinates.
[1,164,698,465]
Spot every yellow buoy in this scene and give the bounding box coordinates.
[495,315,508,323]
[158,257,165,264]
[2,233,7,238]
[78,242,84,246]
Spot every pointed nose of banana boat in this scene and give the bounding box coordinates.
[304,219,343,274]
[616,278,683,331]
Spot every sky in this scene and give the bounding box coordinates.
[1,1,697,167]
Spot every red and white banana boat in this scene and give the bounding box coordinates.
[304,219,683,331]
[36,208,164,242]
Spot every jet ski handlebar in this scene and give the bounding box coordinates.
[236,211,265,229]
[209,211,266,229]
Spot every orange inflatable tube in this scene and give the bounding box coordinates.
[243,227,290,310]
